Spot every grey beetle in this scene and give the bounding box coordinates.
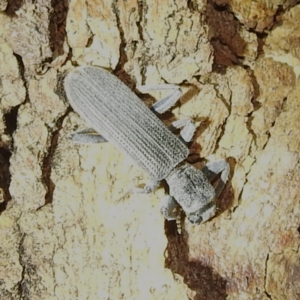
[64,66,230,224]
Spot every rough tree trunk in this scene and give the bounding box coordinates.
[1,1,300,299]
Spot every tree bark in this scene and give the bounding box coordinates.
[0,1,300,299]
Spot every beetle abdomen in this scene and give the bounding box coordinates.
[65,66,189,180]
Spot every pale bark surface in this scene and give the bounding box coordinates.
[0,1,300,299]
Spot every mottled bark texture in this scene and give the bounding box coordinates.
[1,1,300,299]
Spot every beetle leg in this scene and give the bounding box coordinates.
[201,159,230,197]
[160,195,178,221]
[138,84,182,114]
[71,128,107,144]
[132,179,160,194]
[170,119,196,143]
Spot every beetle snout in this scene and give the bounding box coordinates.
[188,200,216,225]
[188,214,203,225]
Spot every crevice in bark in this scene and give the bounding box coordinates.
[0,105,19,213]
[257,94,288,153]
[206,3,246,67]
[49,0,69,59]
[38,70,70,207]
[211,81,231,155]
[0,53,26,214]
[233,155,256,214]
[14,53,29,106]
[271,5,285,30]
[256,31,268,57]
[264,253,272,299]
[17,230,26,299]
[209,0,228,12]
[248,70,261,109]
[4,105,19,136]
[136,0,145,42]
[135,1,147,82]
[187,0,197,12]
[112,1,133,89]
[245,70,261,148]
[5,0,24,16]
[41,107,71,207]
[0,147,12,213]
[0,200,7,213]
[85,35,94,48]
[164,220,228,300]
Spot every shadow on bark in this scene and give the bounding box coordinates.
[165,220,228,300]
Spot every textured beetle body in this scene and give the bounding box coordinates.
[166,165,216,224]
[65,66,189,181]
[65,66,230,225]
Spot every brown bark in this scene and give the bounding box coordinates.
[1,1,300,299]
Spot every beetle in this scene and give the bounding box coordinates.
[64,66,229,224]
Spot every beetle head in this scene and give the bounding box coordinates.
[187,199,216,224]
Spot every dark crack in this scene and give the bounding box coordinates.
[112,1,132,86]
[13,53,27,91]
[41,107,71,206]
[136,1,145,42]
[211,83,231,155]
[49,0,69,59]
[208,0,229,12]
[264,253,272,299]
[256,31,268,57]
[4,105,19,136]
[0,147,12,213]
[0,102,18,213]
[267,5,285,32]
[16,216,26,299]
[39,72,71,206]
[187,0,197,11]
[14,53,30,109]
[246,69,262,151]
[5,0,24,16]
[206,2,248,67]
[0,54,27,214]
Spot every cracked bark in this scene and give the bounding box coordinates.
[264,254,271,299]
[1,1,300,300]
